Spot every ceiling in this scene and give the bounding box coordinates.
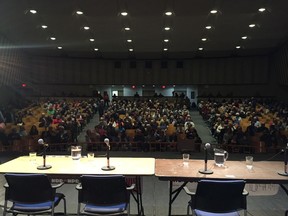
[1,0,288,59]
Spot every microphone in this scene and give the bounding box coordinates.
[101,138,115,171]
[278,143,288,176]
[38,138,49,147]
[38,138,44,145]
[199,143,213,174]
[37,139,52,170]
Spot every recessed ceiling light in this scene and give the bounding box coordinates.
[83,26,90,30]
[163,48,168,51]
[201,38,207,41]
[198,47,204,51]
[164,27,170,31]
[127,39,132,42]
[121,12,128,16]
[57,46,62,50]
[165,11,173,16]
[210,10,218,14]
[205,25,212,29]
[124,27,130,31]
[94,48,99,51]
[50,37,56,40]
[236,46,241,49]
[29,9,37,14]
[129,48,133,52]
[76,10,83,15]
[241,36,248,40]
[249,24,256,28]
[41,25,48,29]
[164,39,169,42]
[258,8,266,12]
[89,38,95,42]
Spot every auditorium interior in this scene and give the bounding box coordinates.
[1,0,288,216]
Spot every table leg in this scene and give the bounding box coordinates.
[168,181,188,216]
[136,176,144,215]
[128,176,144,216]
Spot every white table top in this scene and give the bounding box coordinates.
[0,156,155,176]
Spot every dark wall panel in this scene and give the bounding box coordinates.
[272,42,288,86]
[0,34,27,87]
[29,55,269,86]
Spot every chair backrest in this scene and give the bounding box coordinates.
[193,179,246,213]
[79,175,129,205]
[4,174,54,204]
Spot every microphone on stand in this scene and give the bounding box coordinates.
[37,138,52,170]
[101,138,115,171]
[278,143,288,176]
[199,143,213,174]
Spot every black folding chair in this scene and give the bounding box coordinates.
[76,175,135,216]
[3,173,67,216]
[184,179,248,216]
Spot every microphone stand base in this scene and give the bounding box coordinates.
[278,171,288,176]
[37,165,52,170]
[198,169,213,174]
[101,166,115,171]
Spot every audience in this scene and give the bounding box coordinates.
[198,98,288,151]
[1,94,287,154]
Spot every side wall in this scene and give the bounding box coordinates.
[0,34,29,105]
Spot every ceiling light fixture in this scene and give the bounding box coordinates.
[29,9,37,14]
[129,48,133,52]
[41,25,48,29]
[127,39,132,42]
[163,48,168,51]
[210,9,218,14]
[201,38,207,41]
[236,45,241,49]
[205,25,212,29]
[241,36,248,40]
[57,46,62,49]
[84,26,90,30]
[165,11,173,16]
[258,8,266,12]
[124,27,130,31]
[198,47,204,51]
[249,24,256,28]
[164,27,170,31]
[89,38,95,42]
[121,12,128,16]
[50,37,56,40]
[164,39,169,42]
[76,11,83,15]
[94,48,99,51]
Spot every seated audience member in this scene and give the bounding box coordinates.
[52,115,63,124]
[41,126,57,143]
[134,129,147,151]
[47,106,55,116]
[7,128,21,144]
[85,129,100,142]
[39,113,52,128]
[29,124,39,136]
[57,125,70,143]
[18,125,28,137]
[0,128,9,146]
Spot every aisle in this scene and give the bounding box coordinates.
[77,113,99,143]
[190,110,217,145]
